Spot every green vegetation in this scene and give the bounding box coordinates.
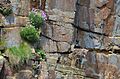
[0,40,6,49]
[20,25,39,43]
[0,7,13,16]
[29,11,43,29]
[5,42,32,65]
[35,49,46,60]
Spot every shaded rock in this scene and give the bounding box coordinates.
[104,15,115,35]
[47,0,76,12]
[48,70,56,79]
[4,27,22,47]
[99,7,111,19]
[16,16,28,26]
[4,15,15,25]
[106,0,114,9]
[15,70,32,79]
[40,36,57,52]
[52,24,74,42]
[57,42,70,52]
[95,0,109,7]
[108,54,118,66]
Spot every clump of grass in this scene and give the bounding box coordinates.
[5,42,32,65]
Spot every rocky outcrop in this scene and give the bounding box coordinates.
[45,49,120,79]
[74,0,115,49]
[40,8,75,52]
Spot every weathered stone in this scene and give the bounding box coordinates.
[99,7,111,19]
[4,15,16,25]
[48,70,56,79]
[15,70,32,79]
[104,15,114,35]
[106,0,114,9]
[89,9,95,31]
[90,0,96,9]
[117,55,120,70]
[108,54,118,66]
[16,16,28,26]
[40,36,57,52]
[3,27,22,48]
[0,56,5,71]
[83,32,94,48]
[95,0,109,7]
[97,53,108,63]
[52,24,74,42]
[116,0,120,15]
[57,42,70,52]
[77,0,90,7]
[47,0,76,12]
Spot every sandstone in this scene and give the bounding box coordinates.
[94,13,102,26]
[106,0,114,9]
[99,7,111,19]
[104,15,114,35]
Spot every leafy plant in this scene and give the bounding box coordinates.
[20,25,39,43]
[35,49,46,60]
[0,7,13,16]
[5,42,32,65]
[29,11,43,29]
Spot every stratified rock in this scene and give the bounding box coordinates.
[40,36,57,52]
[106,0,114,9]
[48,70,56,79]
[108,54,118,66]
[95,0,109,7]
[57,42,70,52]
[3,27,22,48]
[15,70,32,79]
[52,24,74,42]
[16,16,29,26]
[99,7,111,20]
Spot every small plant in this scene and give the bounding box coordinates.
[0,7,13,16]
[29,11,43,29]
[20,25,39,43]
[35,49,46,60]
[5,42,32,65]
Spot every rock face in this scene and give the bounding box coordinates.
[44,49,120,79]
[3,27,22,48]
[0,0,120,79]
[40,0,76,52]
[15,70,32,79]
